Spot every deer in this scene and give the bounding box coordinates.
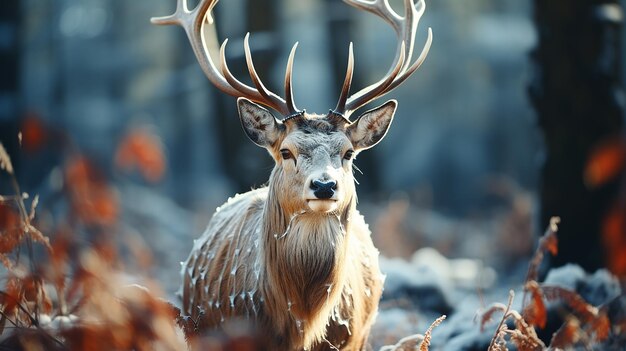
[152,0,431,349]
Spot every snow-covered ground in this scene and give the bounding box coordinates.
[119,185,624,350]
[372,255,624,350]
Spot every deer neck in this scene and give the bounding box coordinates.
[260,184,355,345]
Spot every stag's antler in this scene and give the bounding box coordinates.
[335,0,433,118]
[151,0,300,116]
[152,0,432,119]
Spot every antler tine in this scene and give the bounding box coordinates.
[218,39,259,97]
[334,42,355,115]
[346,41,407,111]
[152,0,296,116]
[342,0,402,28]
[380,27,432,95]
[284,43,300,115]
[243,34,291,115]
[340,0,432,117]
[150,0,191,26]
[152,0,241,97]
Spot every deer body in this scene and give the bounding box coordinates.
[152,0,431,349]
[183,186,382,350]
[182,107,399,350]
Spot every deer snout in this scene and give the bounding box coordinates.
[305,175,340,212]
[310,179,337,199]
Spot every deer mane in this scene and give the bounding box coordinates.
[259,180,356,347]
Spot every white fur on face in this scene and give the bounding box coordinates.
[307,199,338,212]
[274,128,355,215]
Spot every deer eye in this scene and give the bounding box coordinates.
[343,150,355,161]
[280,149,294,160]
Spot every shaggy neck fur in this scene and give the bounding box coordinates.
[260,172,356,349]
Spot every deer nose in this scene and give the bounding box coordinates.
[310,180,337,199]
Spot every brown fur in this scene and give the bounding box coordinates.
[181,108,391,350]
[154,0,430,347]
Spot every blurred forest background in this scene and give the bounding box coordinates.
[0,0,625,318]
[5,0,541,210]
[1,0,626,349]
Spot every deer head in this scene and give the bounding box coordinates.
[238,98,397,216]
[151,0,432,216]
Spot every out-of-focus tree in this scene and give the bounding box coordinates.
[324,0,381,194]
[0,1,21,193]
[213,0,280,191]
[529,1,625,274]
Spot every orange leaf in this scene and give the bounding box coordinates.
[20,113,48,153]
[602,204,626,276]
[115,127,166,183]
[549,318,580,348]
[64,156,119,226]
[1,277,23,317]
[542,218,559,256]
[49,231,72,289]
[585,137,626,187]
[591,314,610,342]
[523,281,547,329]
[0,205,22,252]
[0,205,23,268]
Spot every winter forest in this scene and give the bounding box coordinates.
[0,0,625,350]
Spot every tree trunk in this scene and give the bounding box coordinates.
[214,0,279,191]
[324,0,381,195]
[0,0,21,192]
[529,1,624,273]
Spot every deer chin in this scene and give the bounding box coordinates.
[306,199,338,213]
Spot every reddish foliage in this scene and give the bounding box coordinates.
[1,277,24,321]
[549,318,580,349]
[0,328,64,350]
[541,229,558,257]
[483,219,619,351]
[64,156,119,226]
[0,205,23,267]
[602,203,626,276]
[46,231,74,313]
[59,283,184,351]
[2,233,187,350]
[115,127,166,183]
[585,137,626,187]
[1,274,51,329]
[20,114,48,153]
[525,217,559,284]
[522,281,547,329]
[0,141,189,350]
[0,201,50,268]
[591,314,611,342]
[480,303,507,332]
[508,311,544,351]
[540,285,610,343]
[61,248,185,350]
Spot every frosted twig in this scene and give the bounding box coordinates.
[276,210,306,240]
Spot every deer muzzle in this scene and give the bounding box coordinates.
[306,177,339,212]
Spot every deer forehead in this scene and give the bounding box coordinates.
[280,113,352,154]
[282,130,350,157]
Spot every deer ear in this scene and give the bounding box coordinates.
[238,98,283,147]
[347,100,397,150]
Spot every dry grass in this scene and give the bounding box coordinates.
[0,142,187,350]
[379,315,446,351]
[2,131,624,351]
[479,217,618,351]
